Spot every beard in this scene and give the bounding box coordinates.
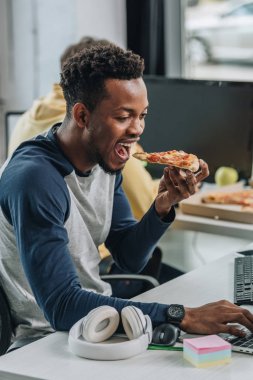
[97,153,118,175]
[88,131,119,175]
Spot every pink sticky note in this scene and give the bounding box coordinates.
[184,335,231,354]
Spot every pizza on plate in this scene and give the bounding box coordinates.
[132,149,200,172]
[201,189,253,208]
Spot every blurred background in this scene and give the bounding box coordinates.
[1,0,253,272]
[2,0,253,162]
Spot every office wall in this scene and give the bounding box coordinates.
[37,0,126,97]
[0,0,126,163]
[76,0,126,49]
[0,0,8,163]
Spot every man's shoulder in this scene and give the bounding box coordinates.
[2,139,72,194]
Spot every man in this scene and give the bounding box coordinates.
[7,36,182,286]
[0,45,252,349]
[8,37,159,222]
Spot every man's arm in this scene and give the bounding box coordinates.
[3,159,253,336]
[106,160,209,273]
[105,172,175,273]
[1,160,169,330]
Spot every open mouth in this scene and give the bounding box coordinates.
[114,142,134,162]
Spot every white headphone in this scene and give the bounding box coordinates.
[68,305,152,360]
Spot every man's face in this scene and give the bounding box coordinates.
[86,78,148,174]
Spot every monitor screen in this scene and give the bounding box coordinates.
[142,76,253,182]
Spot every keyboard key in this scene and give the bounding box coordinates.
[234,257,253,305]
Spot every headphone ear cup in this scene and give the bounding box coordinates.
[81,306,120,343]
[121,306,147,340]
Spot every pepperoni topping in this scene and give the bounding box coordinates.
[148,154,160,163]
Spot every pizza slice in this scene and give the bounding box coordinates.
[132,149,200,172]
[202,189,253,208]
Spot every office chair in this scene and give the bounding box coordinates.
[100,247,162,298]
[0,284,12,355]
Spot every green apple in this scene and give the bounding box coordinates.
[215,166,239,186]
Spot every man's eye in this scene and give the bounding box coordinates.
[140,113,147,120]
[117,116,129,121]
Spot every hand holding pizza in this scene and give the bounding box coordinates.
[133,149,209,218]
[155,159,209,218]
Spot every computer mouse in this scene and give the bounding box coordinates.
[152,323,180,346]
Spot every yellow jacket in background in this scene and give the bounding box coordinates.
[8,84,66,156]
[122,145,159,220]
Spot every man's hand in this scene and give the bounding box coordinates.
[155,159,209,218]
[181,300,253,336]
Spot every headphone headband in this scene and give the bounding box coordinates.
[68,306,152,360]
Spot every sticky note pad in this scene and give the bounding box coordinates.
[183,335,231,368]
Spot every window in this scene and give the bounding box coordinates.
[184,0,253,82]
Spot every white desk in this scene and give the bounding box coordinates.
[0,253,253,380]
[173,208,253,240]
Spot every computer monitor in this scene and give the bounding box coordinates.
[5,111,24,158]
[142,76,253,182]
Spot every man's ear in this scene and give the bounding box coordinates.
[72,103,90,129]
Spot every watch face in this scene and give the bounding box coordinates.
[168,304,185,322]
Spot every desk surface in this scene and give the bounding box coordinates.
[1,254,253,380]
[173,208,253,240]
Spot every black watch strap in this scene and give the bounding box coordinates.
[166,304,185,326]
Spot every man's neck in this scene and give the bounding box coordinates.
[55,122,96,173]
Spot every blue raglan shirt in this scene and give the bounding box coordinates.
[0,127,175,336]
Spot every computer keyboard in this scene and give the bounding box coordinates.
[221,326,253,354]
[234,256,253,305]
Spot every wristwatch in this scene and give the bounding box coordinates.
[166,304,185,326]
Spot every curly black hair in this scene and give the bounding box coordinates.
[60,36,111,69]
[60,44,145,118]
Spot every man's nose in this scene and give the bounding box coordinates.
[127,119,144,138]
